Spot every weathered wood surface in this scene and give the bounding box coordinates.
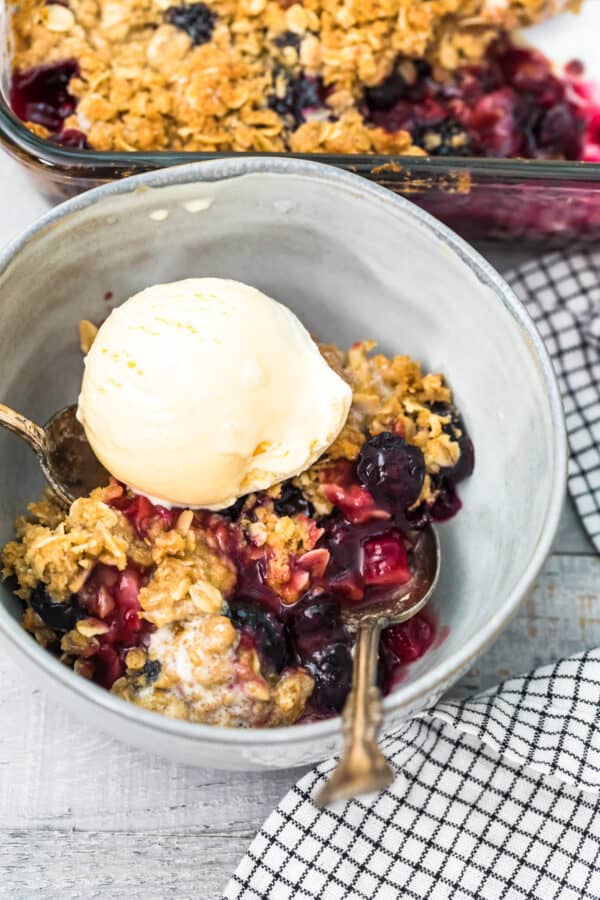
[0,153,598,900]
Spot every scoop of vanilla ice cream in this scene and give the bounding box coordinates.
[77,278,352,508]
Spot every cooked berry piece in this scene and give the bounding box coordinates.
[364,59,432,111]
[164,2,216,45]
[289,591,352,662]
[95,644,124,689]
[536,103,582,159]
[229,599,290,672]
[357,432,425,513]
[362,531,410,587]
[427,402,474,483]
[111,493,174,537]
[304,642,352,712]
[364,71,409,111]
[268,75,324,127]
[382,615,434,664]
[142,660,161,683]
[29,584,82,633]
[273,31,301,51]
[10,60,79,132]
[415,120,473,156]
[273,481,314,518]
[429,480,462,522]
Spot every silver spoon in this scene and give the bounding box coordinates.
[0,402,109,508]
[315,525,440,807]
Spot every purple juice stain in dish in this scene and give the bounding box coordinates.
[10,60,80,133]
[52,128,89,149]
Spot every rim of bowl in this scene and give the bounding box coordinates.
[0,157,568,748]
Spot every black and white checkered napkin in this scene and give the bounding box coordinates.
[225,649,600,900]
[224,247,600,899]
[506,246,600,551]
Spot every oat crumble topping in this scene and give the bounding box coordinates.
[9,0,576,152]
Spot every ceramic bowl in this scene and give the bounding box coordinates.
[0,158,566,769]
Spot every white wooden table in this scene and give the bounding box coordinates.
[0,150,598,900]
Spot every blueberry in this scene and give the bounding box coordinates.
[229,599,290,672]
[29,584,83,633]
[357,432,425,512]
[273,31,301,51]
[273,481,314,518]
[304,642,353,712]
[142,660,161,683]
[268,75,323,127]
[164,2,216,45]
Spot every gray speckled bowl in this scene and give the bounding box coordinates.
[0,158,566,770]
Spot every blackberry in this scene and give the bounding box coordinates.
[164,2,216,45]
[415,120,473,157]
[29,584,83,633]
[273,481,314,518]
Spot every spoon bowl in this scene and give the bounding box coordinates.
[0,402,108,507]
[316,525,441,807]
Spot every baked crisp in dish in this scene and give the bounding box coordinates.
[2,341,474,727]
[9,0,595,160]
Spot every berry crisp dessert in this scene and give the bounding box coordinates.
[1,328,474,728]
[8,0,600,161]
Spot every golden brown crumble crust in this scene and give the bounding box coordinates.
[10,0,575,152]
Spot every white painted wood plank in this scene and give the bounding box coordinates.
[551,498,596,556]
[0,831,248,900]
[0,152,50,246]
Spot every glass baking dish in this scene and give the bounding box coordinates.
[3,0,600,242]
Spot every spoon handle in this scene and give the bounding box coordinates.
[0,403,47,458]
[315,620,394,807]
